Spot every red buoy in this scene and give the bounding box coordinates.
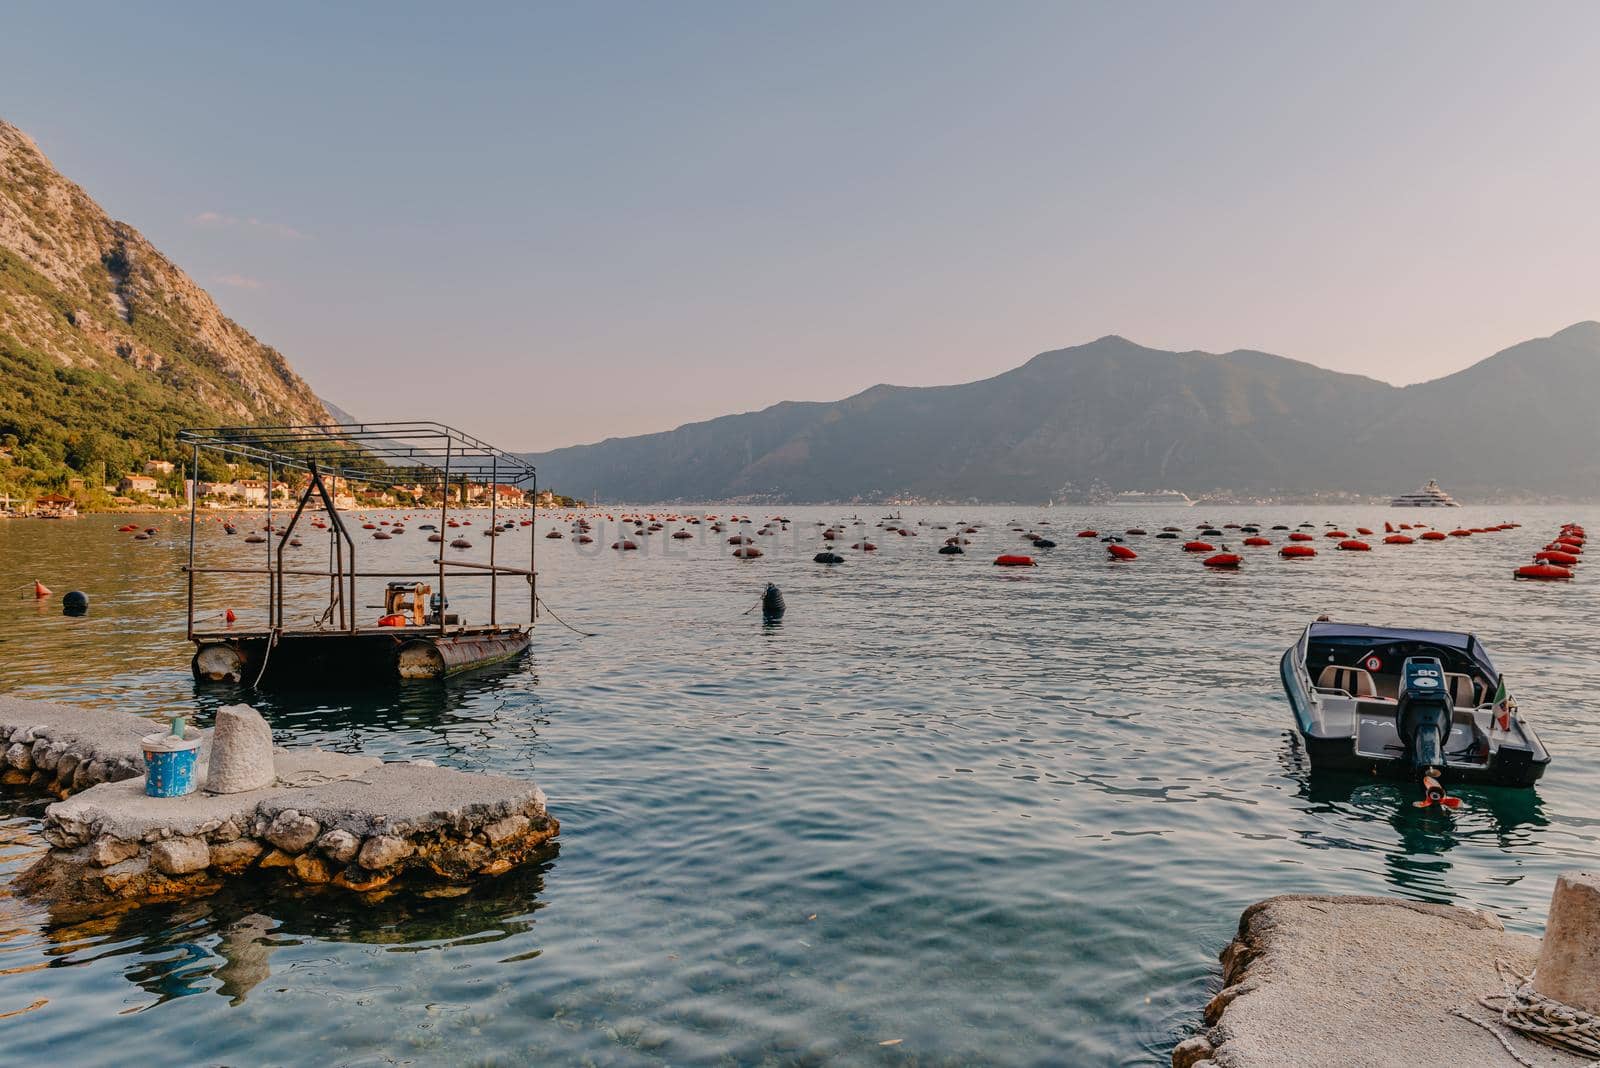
[32,581,50,599]
[1077,530,1098,538]
[1325,530,1350,539]
[1280,545,1317,558]
[1183,541,1215,553]
[1337,539,1371,551]
[612,540,638,550]
[1242,536,1272,546]
[1203,553,1242,569]
[1449,529,1472,537]
[1289,532,1314,542]
[1535,550,1580,566]
[1383,534,1414,545]
[225,608,237,624]
[993,554,1036,567]
[1356,527,1374,536]
[732,546,764,558]
[1107,544,1138,560]
[1420,531,1447,541]
[1516,564,1573,581]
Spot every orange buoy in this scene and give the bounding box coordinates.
[377,613,408,627]
[1077,530,1098,538]
[1242,536,1272,546]
[1449,529,1472,537]
[1516,564,1572,581]
[1420,531,1447,541]
[1280,545,1317,558]
[1107,544,1138,560]
[1325,530,1350,539]
[993,554,1036,567]
[1535,550,1580,566]
[1384,534,1414,545]
[1356,527,1374,536]
[33,581,50,599]
[1203,553,1241,569]
[1183,541,1215,553]
[1288,532,1314,542]
[1337,539,1371,551]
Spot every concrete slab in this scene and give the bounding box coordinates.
[46,749,381,844]
[0,694,159,761]
[1179,894,1589,1068]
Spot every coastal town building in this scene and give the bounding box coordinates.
[117,474,159,495]
[143,460,176,476]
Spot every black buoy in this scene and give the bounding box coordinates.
[938,544,964,555]
[761,582,786,622]
[1033,538,1056,548]
[62,590,89,616]
[813,551,845,564]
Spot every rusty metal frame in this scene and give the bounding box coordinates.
[179,422,537,641]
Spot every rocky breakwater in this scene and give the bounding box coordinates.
[6,701,558,906]
[0,694,162,796]
[1174,892,1592,1068]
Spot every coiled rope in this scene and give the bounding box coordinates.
[1452,960,1600,1066]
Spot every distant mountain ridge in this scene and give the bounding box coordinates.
[524,323,1600,502]
[0,117,327,485]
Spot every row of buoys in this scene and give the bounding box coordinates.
[1517,522,1584,581]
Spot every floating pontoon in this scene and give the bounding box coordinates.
[179,422,537,687]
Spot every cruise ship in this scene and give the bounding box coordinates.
[1109,490,1195,506]
[1390,479,1460,507]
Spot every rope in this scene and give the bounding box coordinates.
[534,596,596,637]
[1452,960,1600,1066]
[252,628,280,688]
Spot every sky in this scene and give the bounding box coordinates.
[4,2,1599,451]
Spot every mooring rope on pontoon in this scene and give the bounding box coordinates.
[534,596,597,638]
[1451,960,1600,1066]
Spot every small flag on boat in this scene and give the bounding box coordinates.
[1493,676,1513,731]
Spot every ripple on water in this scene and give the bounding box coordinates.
[1,507,1598,1063]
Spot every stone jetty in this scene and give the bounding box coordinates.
[1176,892,1590,1067]
[1,696,557,905]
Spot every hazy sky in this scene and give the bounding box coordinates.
[4,3,1598,450]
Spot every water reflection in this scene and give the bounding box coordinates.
[1288,757,1550,904]
[36,850,555,1012]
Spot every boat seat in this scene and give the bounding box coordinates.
[1317,665,1378,698]
[1445,673,1480,709]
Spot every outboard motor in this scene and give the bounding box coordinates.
[1396,656,1462,808]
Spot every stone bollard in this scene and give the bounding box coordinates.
[1534,871,1600,1015]
[204,705,276,794]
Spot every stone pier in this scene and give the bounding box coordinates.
[0,696,558,904]
[1176,894,1590,1067]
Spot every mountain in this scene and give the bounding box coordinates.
[524,325,1600,502]
[0,117,327,487]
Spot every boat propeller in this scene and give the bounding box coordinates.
[1413,772,1461,810]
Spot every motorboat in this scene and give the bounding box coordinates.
[1281,620,1549,794]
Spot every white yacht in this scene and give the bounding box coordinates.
[1390,480,1459,507]
[1110,490,1194,506]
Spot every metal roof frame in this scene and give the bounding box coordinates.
[177,422,535,488]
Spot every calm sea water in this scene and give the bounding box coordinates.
[1,506,1597,1065]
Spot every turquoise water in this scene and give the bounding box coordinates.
[1,507,1597,1065]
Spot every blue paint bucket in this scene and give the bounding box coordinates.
[141,730,202,797]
